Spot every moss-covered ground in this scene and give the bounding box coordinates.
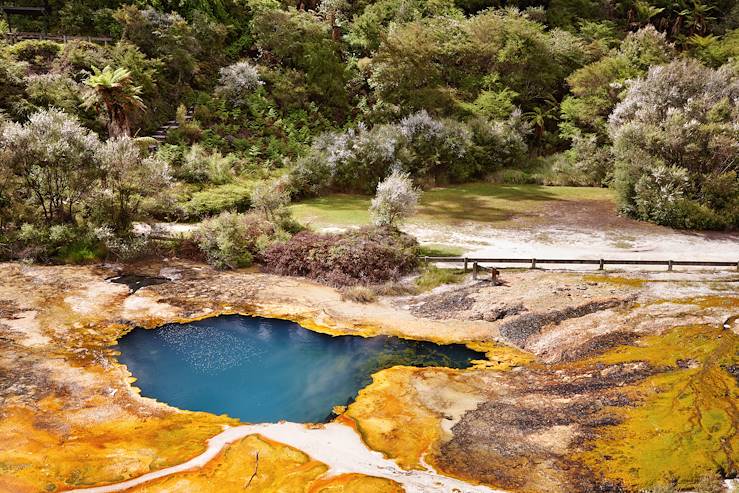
[576,298,739,490]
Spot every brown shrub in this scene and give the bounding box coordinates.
[262,226,419,286]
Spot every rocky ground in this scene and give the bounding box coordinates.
[0,261,736,493]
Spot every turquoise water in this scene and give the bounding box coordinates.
[115,315,483,423]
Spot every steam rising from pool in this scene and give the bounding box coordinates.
[115,315,483,423]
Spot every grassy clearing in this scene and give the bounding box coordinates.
[415,265,468,291]
[289,183,613,228]
[418,244,466,257]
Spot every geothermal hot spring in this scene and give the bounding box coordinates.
[115,315,483,422]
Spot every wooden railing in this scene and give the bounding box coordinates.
[422,256,739,272]
[4,32,113,43]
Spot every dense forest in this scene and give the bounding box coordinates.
[0,0,737,269]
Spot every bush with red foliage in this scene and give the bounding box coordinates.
[262,226,419,285]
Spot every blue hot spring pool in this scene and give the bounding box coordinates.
[114,315,484,423]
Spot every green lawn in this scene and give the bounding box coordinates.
[289,183,614,228]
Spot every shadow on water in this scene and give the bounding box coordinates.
[114,315,484,423]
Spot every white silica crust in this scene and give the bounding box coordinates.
[67,422,505,493]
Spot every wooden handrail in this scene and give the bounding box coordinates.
[423,256,739,272]
[4,32,113,43]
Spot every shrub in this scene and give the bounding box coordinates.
[24,74,84,114]
[1,108,100,225]
[263,226,419,286]
[90,136,171,232]
[194,211,283,269]
[251,178,292,222]
[371,281,418,296]
[178,144,235,184]
[15,223,102,262]
[632,165,689,225]
[292,110,528,195]
[610,59,739,228]
[93,225,156,262]
[54,40,110,76]
[493,169,533,185]
[181,183,251,219]
[340,286,378,303]
[7,40,62,68]
[216,61,263,106]
[370,169,420,227]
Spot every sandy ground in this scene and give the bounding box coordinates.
[406,223,739,263]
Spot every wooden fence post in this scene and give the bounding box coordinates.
[463,257,468,272]
[599,259,604,270]
[668,260,673,272]
[530,258,536,269]
[473,262,478,280]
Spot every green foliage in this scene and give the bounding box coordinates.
[415,265,466,290]
[194,210,287,269]
[58,1,118,36]
[89,136,171,232]
[181,182,252,219]
[346,0,462,53]
[546,0,609,29]
[689,29,739,67]
[0,49,26,116]
[7,40,62,69]
[560,26,675,141]
[292,110,529,194]
[252,8,349,117]
[114,6,227,88]
[1,108,100,225]
[369,9,587,116]
[13,223,103,263]
[610,59,739,229]
[25,74,83,114]
[2,0,738,243]
[82,65,145,137]
[177,144,236,184]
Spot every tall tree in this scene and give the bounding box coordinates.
[83,65,145,138]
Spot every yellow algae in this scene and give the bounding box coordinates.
[576,323,739,490]
[582,274,646,287]
[345,367,442,470]
[650,295,739,310]
[126,434,330,492]
[307,474,404,492]
[0,405,234,492]
[121,434,403,493]
[590,324,734,368]
[466,341,534,370]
